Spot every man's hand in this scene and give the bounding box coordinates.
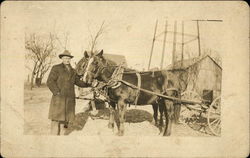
[55,92,61,96]
[91,79,99,87]
[90,110,98,116]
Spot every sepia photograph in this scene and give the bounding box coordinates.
[1,1,249,157]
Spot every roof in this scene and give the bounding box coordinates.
[103,53,127,67]
[166,55,222,70]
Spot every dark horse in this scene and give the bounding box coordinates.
[78,50,175,136]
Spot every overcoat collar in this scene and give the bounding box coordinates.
[60,63,75,77]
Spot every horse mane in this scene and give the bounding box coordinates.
[75,57,87,75]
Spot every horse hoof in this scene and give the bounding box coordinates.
[151,121,159,127]
[158,127,163,133]
[90,110,98,116]
[108,123,114,129]
[117,131,124,136]
[163,133,171,136]
[158,129,163,135]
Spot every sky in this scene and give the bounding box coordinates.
[14,1,229,74]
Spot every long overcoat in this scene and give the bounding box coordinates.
[47,63,88,122]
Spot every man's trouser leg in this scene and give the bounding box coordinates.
[51,120,60,135]
[59,122,67,135]
[50,120,68,135]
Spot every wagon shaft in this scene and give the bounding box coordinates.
[118,79,205,105]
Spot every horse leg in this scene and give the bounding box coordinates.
[152,104,158,126]
[108,102,115,129]
[90,100,98,115]
[174,103,181,124]
[117,99,127,136]
[163,100,174,136]
[157,101,165,134]
[159,102,164,127]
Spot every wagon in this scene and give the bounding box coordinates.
[180,91,221,136]
[107,78,222,136]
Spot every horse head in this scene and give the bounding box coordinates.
[75,51,93,76]
[82,50,116,84]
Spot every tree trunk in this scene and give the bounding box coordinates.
[35,77,42,87]
[26,75,30,84]
[30,73,35,90]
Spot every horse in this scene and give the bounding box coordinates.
[80,50,175,136]
[75,51,101,115]
[76,51,164,125]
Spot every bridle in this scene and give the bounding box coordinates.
[86,58,119,82]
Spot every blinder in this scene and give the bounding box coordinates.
[94,66,104,79]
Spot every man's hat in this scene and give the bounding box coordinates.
[59,50,74,59]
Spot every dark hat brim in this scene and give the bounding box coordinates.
[59,54,74,59]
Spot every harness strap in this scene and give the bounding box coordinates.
[117,79,204,105]
[134,72,141,105]
[111,64,123,80]
[109,82,121,89]
[108,64,124,89]
[165,88,179,91]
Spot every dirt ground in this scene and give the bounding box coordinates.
[24,86,211,137]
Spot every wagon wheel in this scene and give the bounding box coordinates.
[180,91,202,124]
[207,96,221,136]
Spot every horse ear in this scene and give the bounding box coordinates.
[90,51,94,56]
[96,49,103,57]
[84,51,89,58]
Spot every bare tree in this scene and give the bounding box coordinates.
[88,21,107,53]
[55,31,70,50]
[25,32,57,89]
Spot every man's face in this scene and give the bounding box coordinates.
[61,56,71,65]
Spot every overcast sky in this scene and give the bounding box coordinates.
[7,1,235,71]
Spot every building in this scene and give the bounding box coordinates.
[164,55,222,101]
[103,54,127,67]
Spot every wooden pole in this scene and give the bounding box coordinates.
[160,20,168,69]
[192,19,223,57]
[172,21,177,69]
[196,20,201,56]
[181,21,184,67]
[148,20,158,70]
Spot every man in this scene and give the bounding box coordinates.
[47,50,89,135]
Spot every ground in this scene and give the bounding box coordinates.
[24,86,211,137]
